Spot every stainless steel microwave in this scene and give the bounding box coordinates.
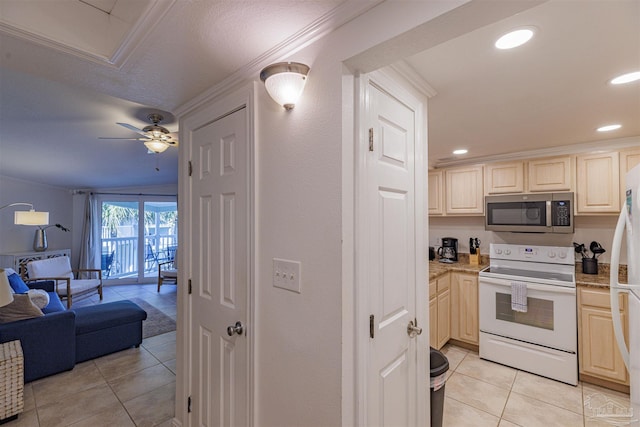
[485,192,574,233]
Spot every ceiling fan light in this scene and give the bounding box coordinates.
[144,140,170,153]
[260,62,310,110]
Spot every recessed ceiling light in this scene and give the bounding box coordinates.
[611,71,640,85]
[453,149,468,155]
[597,124,622,132]
[495,28,535,50]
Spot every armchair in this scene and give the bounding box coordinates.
[26,256,102,308]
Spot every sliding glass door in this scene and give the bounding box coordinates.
[99,196,177,283]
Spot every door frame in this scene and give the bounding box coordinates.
[351,69,428,426]
[177,82,257,426]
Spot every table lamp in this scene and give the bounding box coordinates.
[0,269,14,308]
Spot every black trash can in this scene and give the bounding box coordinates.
[430,347,449,427]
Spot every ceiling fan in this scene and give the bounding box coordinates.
[100,113,178,153]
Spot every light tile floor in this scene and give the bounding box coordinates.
[6,284,177,427]
[441,344,634,427]
[6,285,634,426]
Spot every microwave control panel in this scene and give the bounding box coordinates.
[552,201,571,226]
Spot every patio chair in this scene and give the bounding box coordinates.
[158,247,178,292]
[26,256,102,308]
[101,250,115,278]
[144,243,159,272]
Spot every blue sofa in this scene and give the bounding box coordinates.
[0,272,147,383]
[0,277,75,382]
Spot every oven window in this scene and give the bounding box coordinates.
[495,293,554,330]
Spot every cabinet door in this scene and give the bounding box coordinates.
[428,170,444,215]
[578,288,629,384]
[580,305,628,383]
[451,272,478,345]
[445,165,484,215]
[620,147,640,202]
[437,288,451,349]
[485,161,524,194]
[429,295,438,349]
[527,156,573,192]
[577,152,620,213]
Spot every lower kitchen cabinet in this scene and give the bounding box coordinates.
[450,272,478,345]
[578,286,629,386]
[429,273,450,349]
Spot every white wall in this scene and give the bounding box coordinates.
[0,174,73,255]
[250,1,553,425]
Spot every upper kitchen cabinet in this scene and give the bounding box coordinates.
[620,147,640,200]
[577,152,620,214]
[445,165,484,215]
[527,156,574,192]
[428,170,444,215]
[484,161,524,194]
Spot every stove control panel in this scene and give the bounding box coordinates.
[490,243,574,265]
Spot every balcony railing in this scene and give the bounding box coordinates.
[101,235,177,279]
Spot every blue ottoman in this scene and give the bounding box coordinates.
[73,300,147,363]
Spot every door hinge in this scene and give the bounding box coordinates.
[370,314,375,339]
[187,396,192,413]
[188,279,192,294]
[188,160,193,177]
[368,128,374,152]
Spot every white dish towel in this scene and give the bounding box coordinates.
[511,282,528,312]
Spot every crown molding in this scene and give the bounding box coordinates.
[174,1,384,117]
[0,0,175,69]
[109,0,177,68]
[431,135,640,169]
[388,61,438,99]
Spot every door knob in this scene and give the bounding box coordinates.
[227,321,244,336]
[407,319,422,338]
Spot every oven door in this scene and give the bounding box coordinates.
[479,275,576,353]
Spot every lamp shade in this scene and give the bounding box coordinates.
[0,269,14,308]
[14,210,49,226]
[260,62,310,110]
[144,140,170,153]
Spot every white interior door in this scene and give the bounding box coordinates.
[364,74,425,426]
[190,107,249,426]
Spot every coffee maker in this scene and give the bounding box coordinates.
[437,237,458,263]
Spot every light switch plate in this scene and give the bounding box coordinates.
[273,258,301,293]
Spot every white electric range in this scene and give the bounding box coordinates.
[479,243,577,385]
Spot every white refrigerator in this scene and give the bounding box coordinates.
[611,163,640,426]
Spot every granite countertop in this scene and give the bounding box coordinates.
[429,254,627,288]
[575,263,627,288]
[428,253,488,280]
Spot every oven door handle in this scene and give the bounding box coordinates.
[479,277,575,294]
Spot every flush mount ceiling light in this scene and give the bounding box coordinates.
[597,124,622,132]
[611,71,640,85]
[453,149,468,155]
[495,28,535,50]
[260,62,310,110]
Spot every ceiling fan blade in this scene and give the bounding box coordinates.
[116,122,147,136]
[98,137,146,141]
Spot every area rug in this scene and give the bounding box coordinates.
[130,298,176,339]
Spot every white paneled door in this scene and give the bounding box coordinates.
[364,75,425,426]
[190,107,249,427]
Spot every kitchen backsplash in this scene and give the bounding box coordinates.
[429,214,626,265]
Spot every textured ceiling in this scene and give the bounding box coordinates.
[0,0,638,189]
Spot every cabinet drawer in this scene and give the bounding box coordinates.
[579,287,624,310]
[437,274,450,293]
[429,280,437,299]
